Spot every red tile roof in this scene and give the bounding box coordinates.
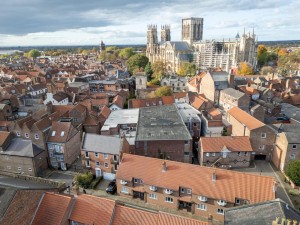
[116,154,275,204]
[157,212,208,225]
[112,205,157,225]
[228,107,265,130]
[47,121,78,143]
[70,194,115,225]
[161,95,175,105]
[31,192,72,225]
[200,136,253,152]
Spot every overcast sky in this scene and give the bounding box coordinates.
[0,0,299,46]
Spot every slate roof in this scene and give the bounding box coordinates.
[116,154,276,204]
[169,41,192,51]
[221,88,245,98]
[82,133,121,154]
[224,199,300,225]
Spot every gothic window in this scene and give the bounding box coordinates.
[139,79,142,85]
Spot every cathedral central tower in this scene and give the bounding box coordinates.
[182,17,203,45]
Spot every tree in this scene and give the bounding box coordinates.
[261,66,276,75]
[258,45,267,59]
[98,51,116,62]
[76,172,94,188]
[126,54,149,74]
[27,49,41,59]
[119,47,135,59]
[144,62,153,81]
[153,86,172,97]
[238,62,253,75]
[81,50,89,55]
[177,62,197,76]
[277,48,289,57]
[106,46,118,51]
[152,61,165,80]
[286,160,300,186]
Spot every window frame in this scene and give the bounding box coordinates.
[197,204,207,211]
[261,133,267,139]
[165,197,174,203]
[217,208,224,215]
[149,193,157,199]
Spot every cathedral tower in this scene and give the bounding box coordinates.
[161,25,171,43]
[146,25,158,63]
[182,17,203,45]
[99,40,105,53]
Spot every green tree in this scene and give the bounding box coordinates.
[76,172,94,188]
[126,54,149,74]
[0,54,10,59]
[119,47,135,59]
[153,86,172,97]
[238,62,253,75]
[152,61,165,80]
[81,50,89,55]
[177,62,197,76]
[106,46,118,51]
[286,160,300,186]
[144,62,153,81]
[27,49,41,59]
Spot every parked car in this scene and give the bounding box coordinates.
[106,179,117,194]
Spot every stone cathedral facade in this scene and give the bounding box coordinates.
[146,17,257,73]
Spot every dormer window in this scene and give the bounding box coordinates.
[217,200,227,206]
[25,133,29,138]
[35,134,39,139]
[164,189,173,195]
[16,131,20,137]
[261,133,266,139]
[292,144,298,149]
[198,196,207,202]
[51,131,56,136]
[149,186,157,191]
[60,131,65,137]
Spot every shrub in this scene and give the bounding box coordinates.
[286,160,300,186]
[89,176,103,189]
[288,189,299,196]
[76,172,93,189]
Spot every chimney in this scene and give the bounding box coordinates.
[212,171,217,182]
[162,161,167,172]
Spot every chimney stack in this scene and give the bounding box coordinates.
[162,161,167,172]
[212,171,217,182]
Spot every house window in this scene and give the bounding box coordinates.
[235,199,240,204]
[25,133,29,138]
[16,131,20,137]
[165,197,173,203]
[217,208,224,215]
[292,144,298,149]
[113,155,118,161]
[96,161,100,167]
[18,167,22,171]
[187,189,192,194]
[149,193,157,199]
[121,187,129,194]
[35,134,39,139]
[237,152,241,156]
[51,131,56,136]
[85,151,89,158]
[206,153,210,157]
[104,162,108,168]
[259,145,265,150]
[184,140,189,145]
[103,153,108,159]
[71,221,78,225]
[28,168,32,172]
[60,131,65,137]
[181,188,185,193]
[86,160,90,167]
[222,152,228,158]
[244,152,248,156]
[290,154,295,160]
[261,133,266,139]
[184,152,190,156]
[114,164,118,171]
[197,204,207,211]
[212,153,216,157]
[95,152,99,158]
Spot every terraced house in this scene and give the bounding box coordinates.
[116,154,276,222]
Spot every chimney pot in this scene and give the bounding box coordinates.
[162,161,167,172]
[212,171,217,182]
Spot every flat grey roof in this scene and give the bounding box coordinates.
[82,134,121,154]
[221,88,245,98]
[68,82,88,88]
[1,138,43,157]
[136,104,192,141]
[176,103,201,123]
[101,109,139,131]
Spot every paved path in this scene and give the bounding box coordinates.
[233,160,293,205]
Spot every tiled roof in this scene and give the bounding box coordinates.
[112,205,157,225]
[173,92,187,99]
[157,212,208,225]
[0,190,45,225]
[200,136,253,152]
[83,114,98,126]
[161,95,175,105]
[53,92,69,102]
[47,121,78,143]
[191,96,204,110]
[112,95,125,109]
[0,131,10,146]
[70,194,115,225]
[116,154,275,204]
[99,106,111,119]
[31,192,72,225]
[228,107,265,130]
[207,107,221,117]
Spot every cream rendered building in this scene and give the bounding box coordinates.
[146,18,257,73]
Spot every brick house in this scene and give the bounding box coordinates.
[135,104,193,163]
[272,124,300,171]
[0,104,13,120]
[0,131,48,176]
[46,121,81,170]
[81,133,121,180]
[227,107,276,160]
[219,88,250,112]
[199,136,253,168]
[116,154,276,222]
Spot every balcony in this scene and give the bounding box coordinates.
[120,180,128,185]
[164,189,173,195]
[149,186,157,192]
[217,200,227,206]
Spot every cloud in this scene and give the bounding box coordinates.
[0,0,298,45]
